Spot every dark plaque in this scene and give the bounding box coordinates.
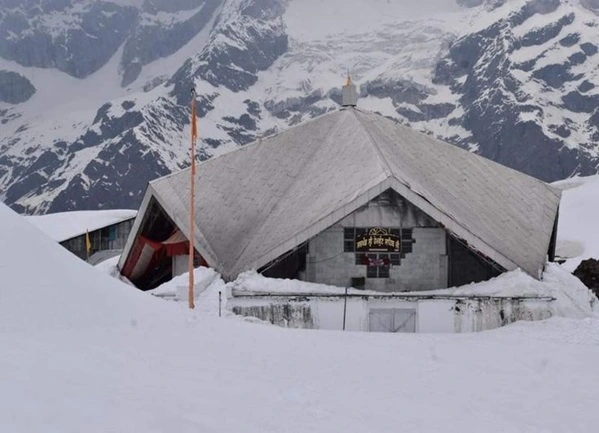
[355,227,401,253]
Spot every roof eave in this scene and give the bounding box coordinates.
[149,183,222,272]
[118,187,154,272]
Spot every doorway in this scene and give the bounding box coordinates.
[368,308,417,332]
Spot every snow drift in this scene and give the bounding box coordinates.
[0,203,175,332]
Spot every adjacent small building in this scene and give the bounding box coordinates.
[28,209,136,263]
[118,104,561,293]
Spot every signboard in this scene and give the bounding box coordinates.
[355,227,401,253]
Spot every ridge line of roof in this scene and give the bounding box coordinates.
[355,108,561,199]
[229,111,355,273]
[352,109,394,178]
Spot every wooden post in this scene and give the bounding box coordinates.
[188,88,198,310]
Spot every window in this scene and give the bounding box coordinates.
[355,253,365,265]
[400,228,414,257]
[366,253,390,278]
[343,228,354,252]
[108,225,117,242]
[345,227,413,277]
[344,227,366,252]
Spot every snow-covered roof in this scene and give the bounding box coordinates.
[121,108,560,280]
[27,209,137,242]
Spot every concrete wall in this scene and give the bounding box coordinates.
[229,296,554,333]
[303,190,448,291]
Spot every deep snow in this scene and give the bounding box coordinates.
[0,203,169,332]
[2,201,599,432]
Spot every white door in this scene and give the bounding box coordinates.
[369,308,416,333]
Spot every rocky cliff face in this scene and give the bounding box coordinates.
[0,70,35,104]
[0,0,598,214]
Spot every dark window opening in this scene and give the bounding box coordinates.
[260,244,308,279]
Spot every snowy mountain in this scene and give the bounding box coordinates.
[1,0,599,213]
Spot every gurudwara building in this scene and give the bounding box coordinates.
[119,108,560,287]
[117,83,561,332]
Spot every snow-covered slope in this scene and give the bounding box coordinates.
[1,0,599,214]
[2,199,599,432]
[0,202,173,331]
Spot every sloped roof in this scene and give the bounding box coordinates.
[120,108,561,280]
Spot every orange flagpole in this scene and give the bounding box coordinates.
[85,230,91,261]
[188,88,198,309]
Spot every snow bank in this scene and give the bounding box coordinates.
[232,264,598,319]
[26,209,137,242]
[94,255,134,286]
[94,254,121,276]
[0,203,175,332]
[149,267,227,315]
[553,174,599,271]
[231,270,352,295]
[150,266,217,297]
[430,263,597,318]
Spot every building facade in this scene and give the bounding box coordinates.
[262,190,499,292]
[61,218,135,261]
